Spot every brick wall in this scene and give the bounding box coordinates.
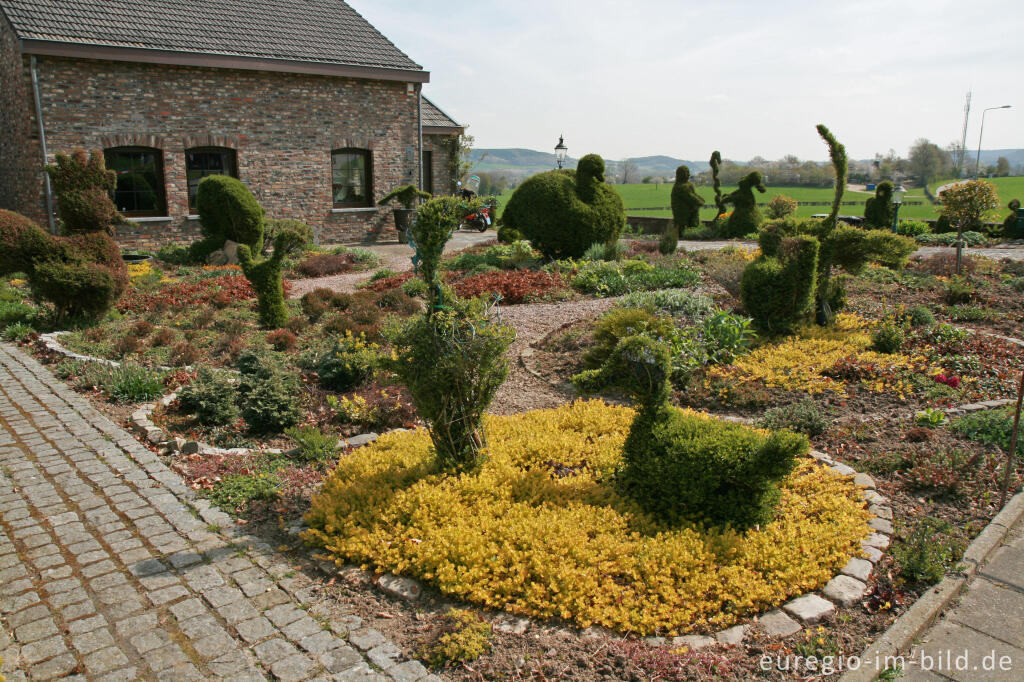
[0,16,46,224]
[28,56,426,248]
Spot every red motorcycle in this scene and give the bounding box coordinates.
[457,178,490,232]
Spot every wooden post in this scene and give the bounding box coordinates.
[999,370,1024,508]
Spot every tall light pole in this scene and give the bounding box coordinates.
[554,135,567,169]
[975,105,1011,178]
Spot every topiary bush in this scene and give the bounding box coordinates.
[613,335,804,529]
[658,221,679,256]
[863,180,894,229]
[670,165,703,245]
[496,224,521,244]
[1003,199,1022,238]
[238,230,306,328]
[194,175,265,257]
[740,227,819,335]
[264,218,314,255]
[46,149,123,235]
[767,194,798,219]
[500,154,624,259]
[1,151,128,322]
[721,171,767,238]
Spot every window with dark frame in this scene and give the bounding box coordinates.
[185,147,238,210]
[331,149,373,208]
[104,147,167,217]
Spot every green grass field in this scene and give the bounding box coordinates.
[493,177,1023,222]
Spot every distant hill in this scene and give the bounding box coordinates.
[468,149,709,179]
[976,149,1024,167]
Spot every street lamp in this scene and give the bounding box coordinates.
[891,184,906,233]
[975,105,1012,178]
[554,135,567,169]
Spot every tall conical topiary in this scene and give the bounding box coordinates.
[814,123,848,324]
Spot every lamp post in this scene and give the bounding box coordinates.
[975,105,1011,178]
[554,135,567,169]
[891,184,906,233]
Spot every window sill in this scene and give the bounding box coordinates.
[186,214,200,220]
[126,216,172,223]
[331,207,377,214]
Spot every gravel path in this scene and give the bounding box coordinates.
[489,298,616,415]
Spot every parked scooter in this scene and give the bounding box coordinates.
[456,177,491,232]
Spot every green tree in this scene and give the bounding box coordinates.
[443,132,475,193]
[908,139,952,187]
[938,179,999,273]
[996,156,1011,177]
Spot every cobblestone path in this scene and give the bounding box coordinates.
[0,343,434,681]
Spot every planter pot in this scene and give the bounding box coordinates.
[393,208,415,244]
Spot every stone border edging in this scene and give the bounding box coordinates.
[839,491,1024,682]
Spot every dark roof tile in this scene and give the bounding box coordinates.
[421,96,460,130]
[0,0,423,72]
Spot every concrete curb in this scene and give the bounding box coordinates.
[840,491,1024,682]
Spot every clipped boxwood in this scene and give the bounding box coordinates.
[195,175,265,255]
[501,154,624,259]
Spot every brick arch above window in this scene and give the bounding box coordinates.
[99,134,168,150]
[329,137,376,151]
[182,134,241,150]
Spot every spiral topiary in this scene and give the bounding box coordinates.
[709,151,726,220]
[721,171,767,238]
[500,154,624,259]
[863,180,894,229]
[613,334,804,529]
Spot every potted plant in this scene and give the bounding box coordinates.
[380,184,431,243]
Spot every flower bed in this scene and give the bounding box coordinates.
[305,400,871,635]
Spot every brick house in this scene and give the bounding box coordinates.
[0,0,464,248]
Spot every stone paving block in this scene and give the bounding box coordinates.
[130,629,174,654]
[94,667,139,682]
[349,627,387,651]
[28,652,78,679]
[783,594,835,624]
[60,599,97,622]
[73,627,117,655]
[14,616,59,644]
[254,637,299,665]
[208,649,253,676]
[298,629,340,655]
[822,575,868,607]
[265,604,305,628]
[281,616,322,641]
[192,629,238,659]
[980,545,1024,591]
[169,598,206,622]
[177,613,222,639]
[270,653,315,682]
[841,557,873,582]
[21,634,68,664]
[203,585,244,608]
[217,599,259,624]
[367,641,403,670]
[236,616,276,644]
[149,584,190,605]
[758,609,801,637]
[68,614,108,635]
[106,597,146,620]
[6,603,49,629]
[321,645,364,674]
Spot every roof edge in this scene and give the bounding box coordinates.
[422,95,462,128]
[423,125,463,136]
[21,39,430,83]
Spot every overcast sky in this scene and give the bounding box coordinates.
[351,0,1022,162]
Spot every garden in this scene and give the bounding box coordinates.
[1,136,1022,680]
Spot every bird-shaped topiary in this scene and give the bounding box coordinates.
[1003,198,1022,238]
[613,334,805,529]
[500,153,624,259]
[740,225,820,335]
[721,170,767,238]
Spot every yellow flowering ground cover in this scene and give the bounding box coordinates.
[709,313,928,395]
[304,400,870,635]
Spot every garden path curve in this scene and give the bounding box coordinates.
[0,343,435,682]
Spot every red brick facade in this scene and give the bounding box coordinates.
[0,19,460,248]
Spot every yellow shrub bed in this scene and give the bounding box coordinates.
[304,401,870,635]
[709,313,927,395]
